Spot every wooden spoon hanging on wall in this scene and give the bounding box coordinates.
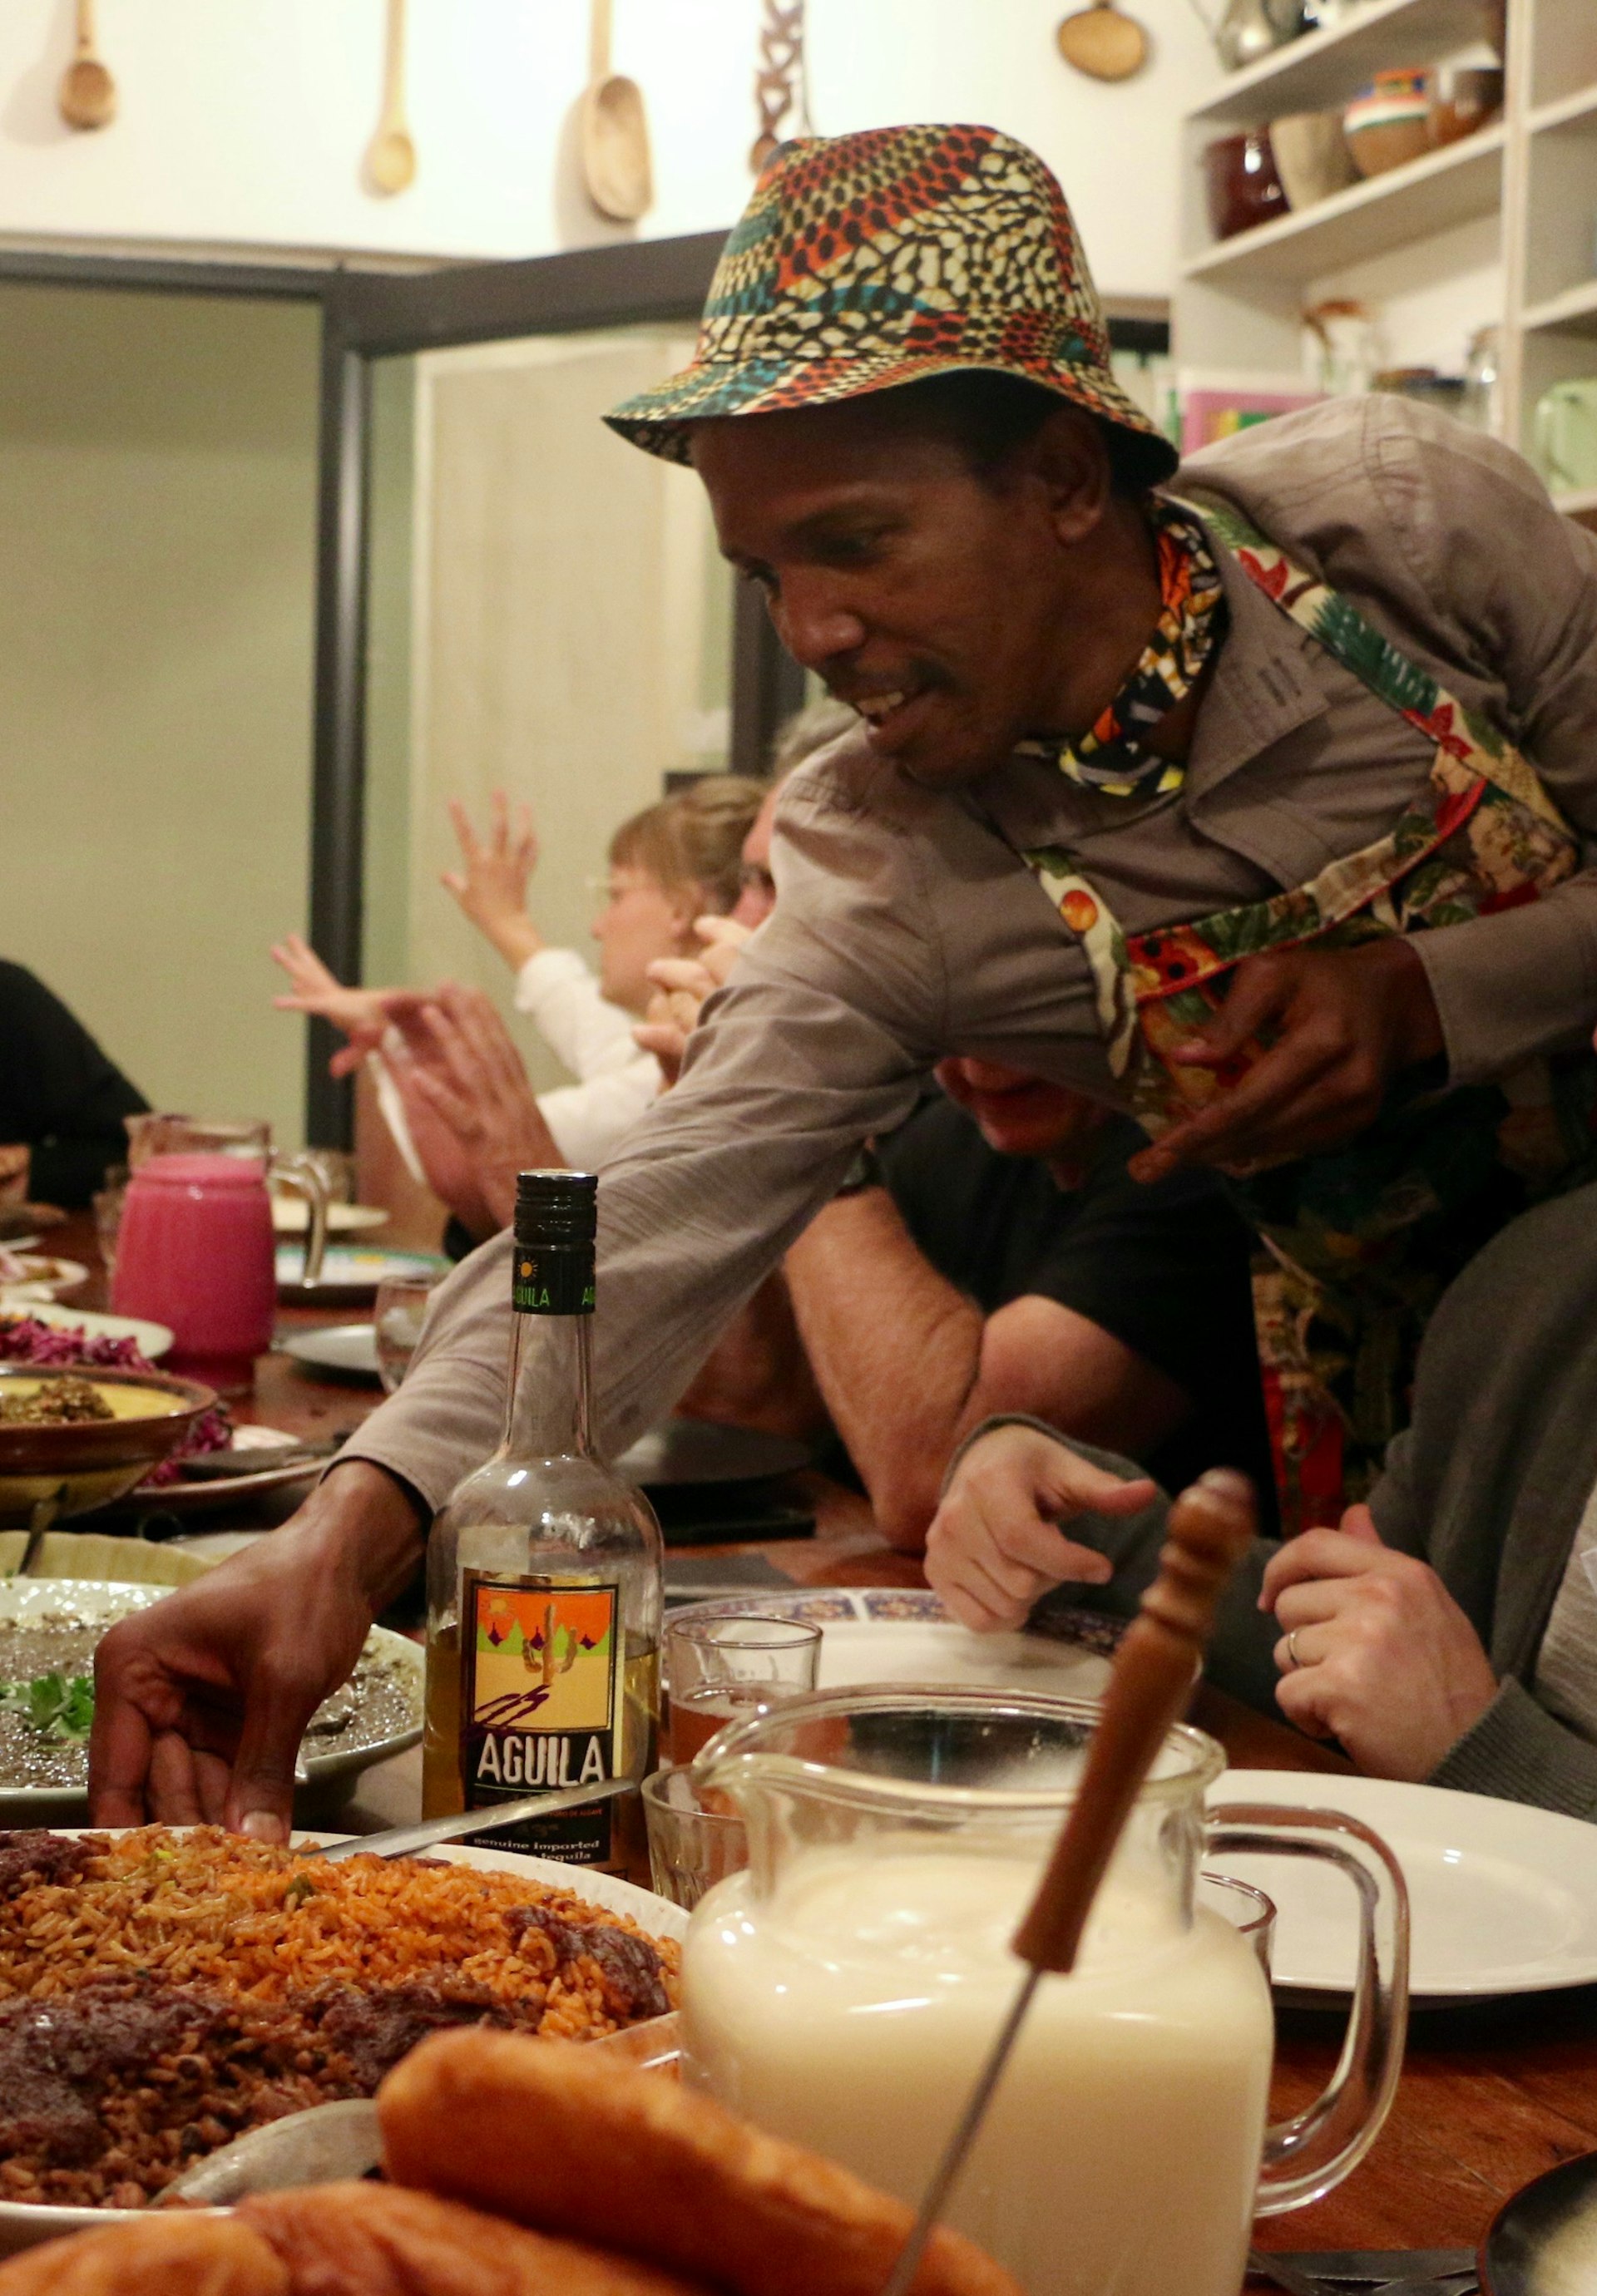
[58,0,116,131]
[1056,0,1150,81]
[365,0,417,197]
[581,0,654,223]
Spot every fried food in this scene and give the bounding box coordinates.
[240,2184,713,2296]
[0,2213,288,2295]
[378,2028,1023,2296]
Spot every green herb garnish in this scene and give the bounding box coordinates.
[283,1873,318,1909]
[0,1672,96,1742]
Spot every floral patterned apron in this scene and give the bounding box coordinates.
[1020,496,1597,1534]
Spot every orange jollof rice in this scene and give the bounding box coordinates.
[0,1828,677,2035]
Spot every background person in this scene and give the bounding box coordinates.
[273,776,764,1195]
[924,1179,1597,1819]
[0,960,146,1212]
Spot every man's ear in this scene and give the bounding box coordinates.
[1028,405,1112,547]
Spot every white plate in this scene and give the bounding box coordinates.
[282,1323,380,1380]
[270,1200,390,1237]
[121,1424,324,1514]
[274,1247,444,1301]
[0,1257,90,1304]
[0,1301,175,1362]
[1206,1770,1597,1999]
[0,1581,422,1823]
[667,1587,1117,1702]
[0,1827,684,2255]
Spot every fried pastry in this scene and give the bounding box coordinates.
[379,2028,1023,2296]
[0,2213,289,2295]
[240,2184,710,2296]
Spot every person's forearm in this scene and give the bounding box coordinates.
[487,912,545,974]
[301,1458,429,1607]
[785,1192,982,1551]
[674,1273,831,1440]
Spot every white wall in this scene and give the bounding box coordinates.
[0,0,1216,301]
[0,284,319,1149]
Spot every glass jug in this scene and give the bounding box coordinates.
[682,1686,1408,2296]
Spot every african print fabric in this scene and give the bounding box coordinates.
[1020,497,1597,1533]
[1015,501,1224,800]
[604,125,1177,485]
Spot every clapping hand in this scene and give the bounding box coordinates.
[269,936,392,1078]
[634,916,752,1087]
[383,983,561,1237]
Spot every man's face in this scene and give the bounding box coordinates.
[729,784,782,928]
[937,1056,1104,1161]
[695,400,1100,789]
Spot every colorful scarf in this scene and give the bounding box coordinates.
[1016,501,1225,800]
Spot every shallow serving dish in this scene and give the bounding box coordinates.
[0,1578,423,1824]
[0,1828,686,2255]
[0,1365,217,1525]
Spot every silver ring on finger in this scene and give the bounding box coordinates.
[1286,1628,1304,1671]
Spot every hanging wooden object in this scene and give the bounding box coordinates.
[364,0,417,195]
[1056,0,1150,81]
[751,0,811,174]
[58,0,116,131]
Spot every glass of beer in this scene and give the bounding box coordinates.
[664,1615,822,1766]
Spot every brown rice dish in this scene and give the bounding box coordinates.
[0,1826,678,2210]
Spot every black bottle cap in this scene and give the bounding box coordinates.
[514,1170,598,1250]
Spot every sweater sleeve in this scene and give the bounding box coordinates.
[1431,1676,1597,1820]
[0,964,146,1209]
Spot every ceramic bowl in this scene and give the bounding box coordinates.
[0,1365,217,1525]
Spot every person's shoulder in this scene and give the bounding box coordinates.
[1175,397,1550,574]
[1432,1184,1597,1348]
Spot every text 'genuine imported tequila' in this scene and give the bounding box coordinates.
[422,1170,663,1874]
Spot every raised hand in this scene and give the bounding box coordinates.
[441,792,543,972]
[269,935,392,1079]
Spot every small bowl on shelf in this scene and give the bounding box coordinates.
[1343,67,1433,179]
[1428,63,1505,147]
[1203,129,1290,240]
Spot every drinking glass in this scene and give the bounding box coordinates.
[91,1166,128,1281]
[643,1765,748,1910]
[373,1271,443,1393]
[664,1614,822,1765]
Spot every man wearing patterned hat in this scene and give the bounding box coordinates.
[92,125,1597,1841]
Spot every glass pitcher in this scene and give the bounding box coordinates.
[123,1114,330,1286]
[682,1686,1408,2296]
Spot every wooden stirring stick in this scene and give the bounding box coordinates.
[880,1468,1258,2296]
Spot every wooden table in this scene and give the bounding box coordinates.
[48,1214,1597,2274]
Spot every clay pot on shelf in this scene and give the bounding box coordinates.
[1428,63,1505,146]
[1204,129,1290,239]
[1344,68,1433,178]
[1270,107,1359,209]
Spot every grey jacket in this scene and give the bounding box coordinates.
[344,397,1597,1518]
[1031,1183,1597,1817]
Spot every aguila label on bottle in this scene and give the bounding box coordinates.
[457,1572,625,1866]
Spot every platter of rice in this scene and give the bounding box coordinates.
[0,1581,424,1822]
[0,1824,685,2249]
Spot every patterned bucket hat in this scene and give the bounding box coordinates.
[606,122,1176,483]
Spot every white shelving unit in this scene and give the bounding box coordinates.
[1174,0,1597,530]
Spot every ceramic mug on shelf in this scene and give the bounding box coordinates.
[1534,379,1597,496]
[1204,128,1289,239]
[1269,107,1358,210]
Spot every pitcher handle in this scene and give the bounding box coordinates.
[269,1153,332,1286]
[1208,1804,1409,2215]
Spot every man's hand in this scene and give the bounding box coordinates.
[441,792,542,972]
[924,1422,1156,1632]
[90,1463,425,1840]
[1128,939,1444,1183]
[384,984,561,1236]
[1261,1504,1497,1779]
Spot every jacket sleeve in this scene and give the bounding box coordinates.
[338,770,947,1513]
[1431,1677,1597,1820]
[1375,411,1597,1085]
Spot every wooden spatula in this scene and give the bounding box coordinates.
[880,1467,1258,2296]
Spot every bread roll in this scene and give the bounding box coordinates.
[379,2029,1021,2296]
[0,2214,288,2296]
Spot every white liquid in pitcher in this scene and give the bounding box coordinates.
[681,1842,1274,2296]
